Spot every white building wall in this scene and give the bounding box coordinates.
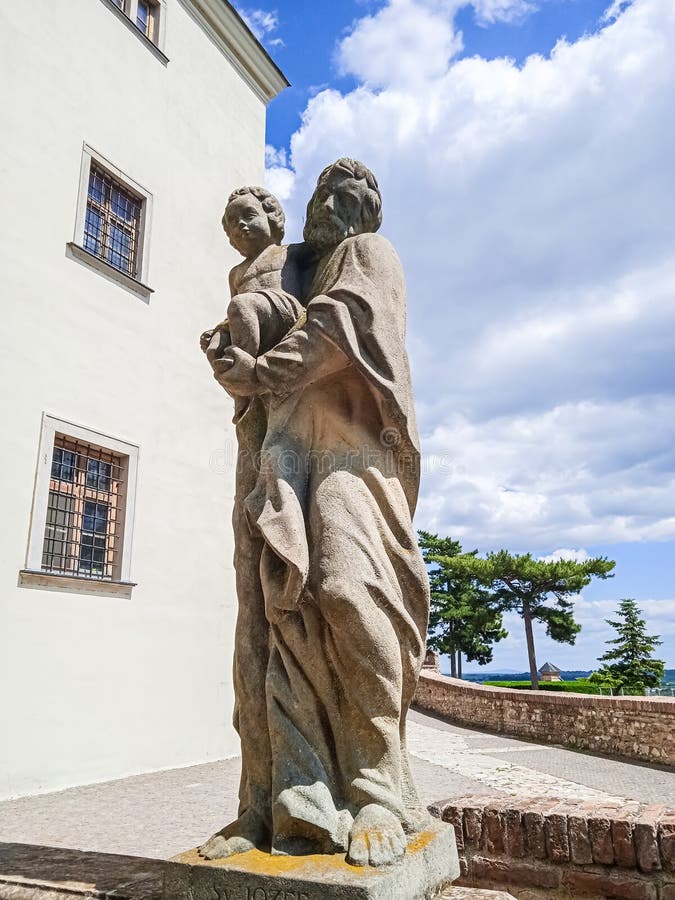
[0,0,272,799]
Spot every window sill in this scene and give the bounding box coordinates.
[19,569,136,599]
[66,243,154,301]
[99,0,169,66]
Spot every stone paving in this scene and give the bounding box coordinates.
[407,709,675,805]
[0,708,673,861]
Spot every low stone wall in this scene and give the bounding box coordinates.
[415,671,675,765]
[431,795,675,900]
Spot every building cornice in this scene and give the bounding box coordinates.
[180,0,289,104]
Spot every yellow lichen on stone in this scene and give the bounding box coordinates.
[229,848,365,876]
[174,847,365,876]
[405,830,436,855]
[175,831,434,879]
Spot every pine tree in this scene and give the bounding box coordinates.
[429,550,615,688]
[595,599,665,694]
[418,531,507,678]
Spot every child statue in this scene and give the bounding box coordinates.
[200,186,305,372]
[198,187,308,853]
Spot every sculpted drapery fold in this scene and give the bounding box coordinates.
[244,233,429,853]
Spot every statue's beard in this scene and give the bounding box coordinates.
[304,214,350,253]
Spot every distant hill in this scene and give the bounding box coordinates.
[447,668,675,688]
[458,670,591,683]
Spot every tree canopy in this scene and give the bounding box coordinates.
[426,549,615,688]
[418,531,507,678]
[592,598,665,694]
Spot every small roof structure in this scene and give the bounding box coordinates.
[539,662,562,674]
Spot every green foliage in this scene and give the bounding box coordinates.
[441,550,615,626]
[428,549,615,688]
[588,669,623,692]
[484,678,605,695]
[595,599,665,693]
[418,531,507,671]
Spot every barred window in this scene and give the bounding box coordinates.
[23,416,138,593]
[41,435,125,581]
[69,145,153,298]
[83,164,143,279]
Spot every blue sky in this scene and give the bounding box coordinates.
[233,0,675,672]
[260,0,615,149]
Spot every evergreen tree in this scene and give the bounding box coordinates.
[594,598,665,694]
[418,531,507,678]
[429,550,615,688]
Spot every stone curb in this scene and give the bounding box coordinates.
[431,796,675,899]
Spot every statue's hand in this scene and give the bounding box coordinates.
[199,329,214,353]
[213,347,260,395]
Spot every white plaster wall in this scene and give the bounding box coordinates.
[0,0,267,799]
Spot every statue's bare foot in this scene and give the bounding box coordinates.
[199,809,268,860]
[347,804,407,867]
[402,805,432,834]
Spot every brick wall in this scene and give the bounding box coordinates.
[415,671,675,765]
[432,795,675,900]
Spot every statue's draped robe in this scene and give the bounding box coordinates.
[228,243,309,829]
[243,233,430,854]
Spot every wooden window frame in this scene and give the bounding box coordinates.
[135,0,160,42]
[42,440,123,579]
[83,162,143,279]
[69,144,154,300]
[23,415,139,592]
[100,0,167,57]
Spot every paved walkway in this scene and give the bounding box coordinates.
[0,708,672,860]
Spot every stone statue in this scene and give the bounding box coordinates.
[199,185,310,864]
[200,159,431,869]
[199,185,305,366]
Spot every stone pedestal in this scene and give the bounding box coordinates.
[169,821,459,900]
[0,828,467,900]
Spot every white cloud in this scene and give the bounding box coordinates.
[417,396,675,548]
[464,594,675,672]
[236,6,281,44]
[470,0,536,25]
[539,548,591,563]
[267,0,675,553]
[265,143,295,202]
[264,165,295,202]
[602,0,634,23]
[264,144,287,168]
[336,0,538,87]
[337,0,463,87]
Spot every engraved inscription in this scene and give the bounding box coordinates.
[212,886,238,900]
[242,889,310,900]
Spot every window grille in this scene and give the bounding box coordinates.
[83,163,142,278]
[42,435,124,580]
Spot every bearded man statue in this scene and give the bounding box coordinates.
[202,158,431,868]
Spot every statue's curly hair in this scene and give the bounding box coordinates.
[306,158,383,235]
[222,186,285,243]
